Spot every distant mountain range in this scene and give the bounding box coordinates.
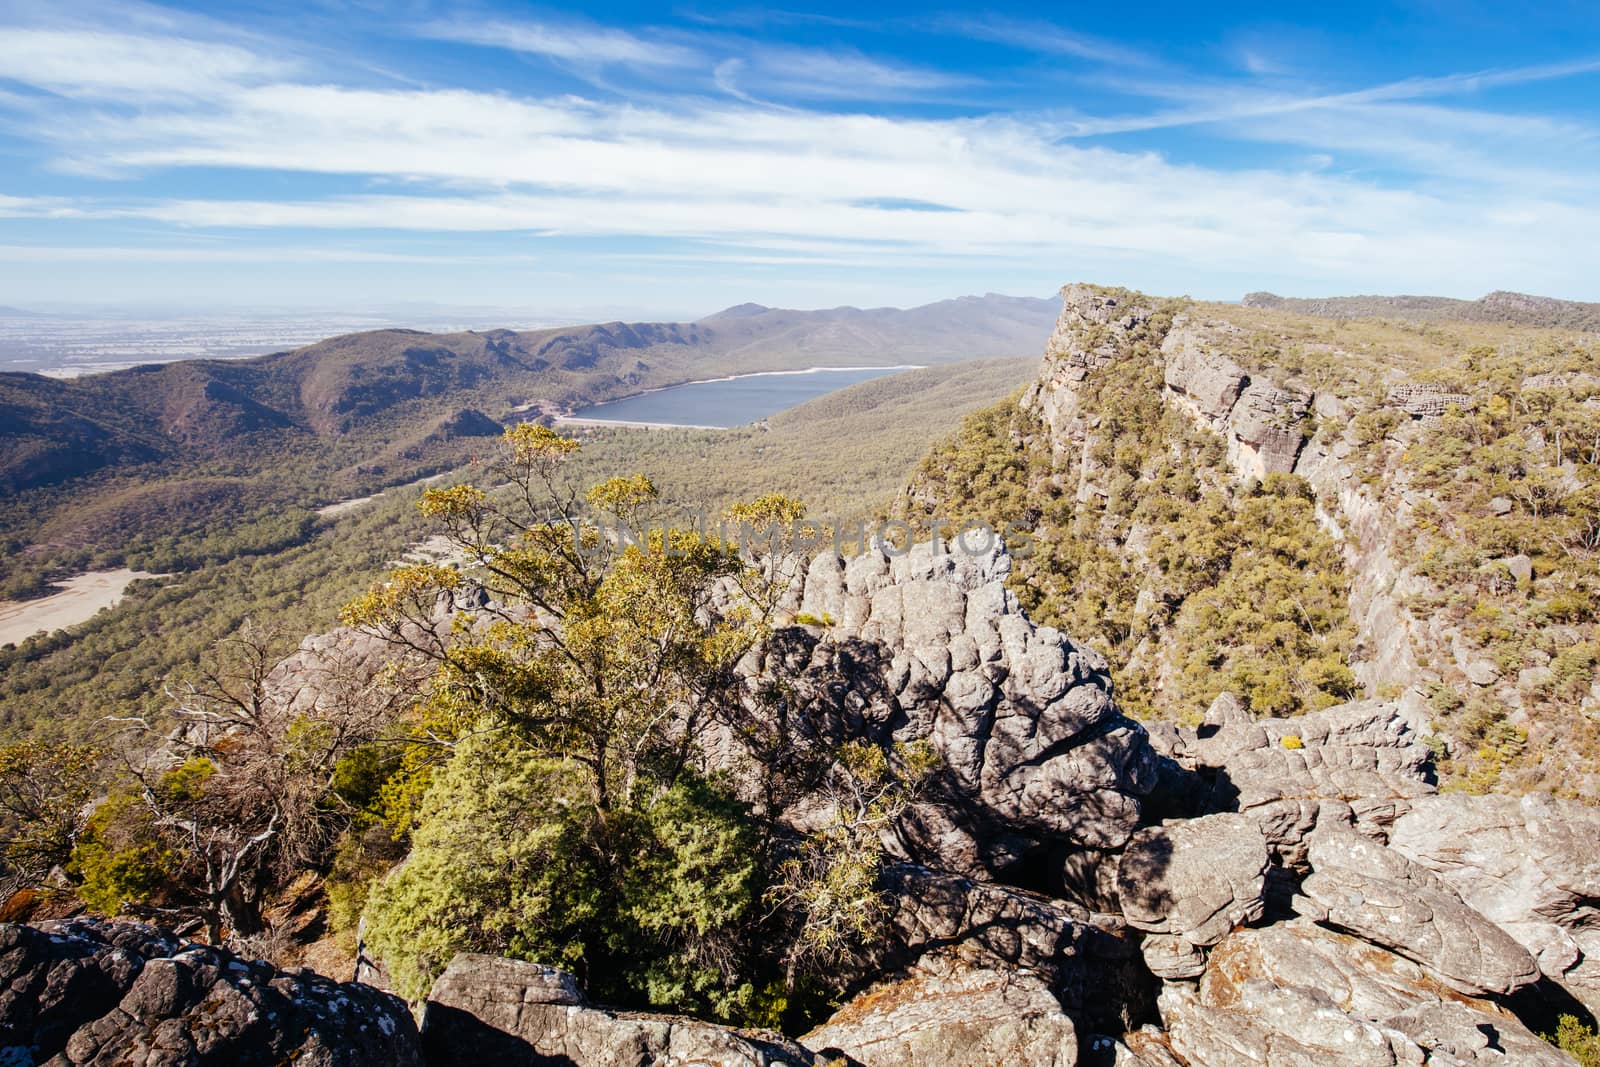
[0,294,1058,500]
[1241,289,1600,330]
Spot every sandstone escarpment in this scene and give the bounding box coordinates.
[1122,695,1600,1065]
[1013,282,1600,796]
[1022,286,1314,483]
[1160,314,1311,479]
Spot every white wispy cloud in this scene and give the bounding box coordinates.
[422,17,699,67]
[931,14,1152,66]
[727,44,973,100]
[0,27,295,99]
[0,12,1597,301]
[27,82,1585,297]
[0,193,89,217]
[1080,55,1600,138]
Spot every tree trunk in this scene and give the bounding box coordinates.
[221,882,263,938]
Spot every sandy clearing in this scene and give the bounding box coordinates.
[0,568,163,646]
[315,471,454,519]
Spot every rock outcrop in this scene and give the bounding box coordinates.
[719,536,1158,873]
[1146,696,1436,864]
[1116,813,1269,948]
[0,918,419,1067]
[1389,793,1600,1015]
[1160,922,1571,1066]
[421,954,819,1067]
[1160,314,1311,478]
[1298,825,1541,997]
[1386,383,1474,418]
[803,955,1078,1067]
[1125,697,1580,1063]
[1022,284,1157,445]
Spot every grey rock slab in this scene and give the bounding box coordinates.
[803,956,1076,1067]
[423,953,818,1067]
[0,919,419,1067]
[1389,792,1600,1015]
[1301,827,1540,996]
[1163,922,1572,1067]
[1116,813,1269,946]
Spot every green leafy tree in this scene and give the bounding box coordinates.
[0,741,102,902]
[347,425,807,1013]
[343,424,786,816]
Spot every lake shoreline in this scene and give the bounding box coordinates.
[562,363,925,429]
[554,416,722,430]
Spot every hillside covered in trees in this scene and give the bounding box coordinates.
[901,284,1600,799]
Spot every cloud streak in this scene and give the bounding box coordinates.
[0,9,1597,303]
[0,27,295,99]
[422,18,699,68]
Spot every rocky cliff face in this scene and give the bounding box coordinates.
[1022,283,1158,450]
[1025,285,1314,486]
[1161,314,1312,479]
[9,537,1600,1063]
[1008,282,1600,794]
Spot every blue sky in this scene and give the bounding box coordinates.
[1,0,1599,316]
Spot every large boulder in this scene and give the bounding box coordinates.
[1298,826,1541,997]
[803,955,1077,1067]
[422,954,819,1067]
[1116,812,1269,947]
[1389,792,1600,1015]
[1160,922,1574,1066]
[0,919,420,1067]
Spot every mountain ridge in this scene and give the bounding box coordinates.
[1242,288,1600,329]
[0,294,1058,499]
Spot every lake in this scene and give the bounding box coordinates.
[564,366,919,428]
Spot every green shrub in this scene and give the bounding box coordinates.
[1548,1014,1600,1066]
[68,792,173,916]
[362,734,759,1017]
